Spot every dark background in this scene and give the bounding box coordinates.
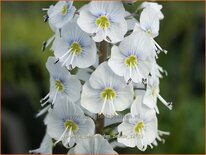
[1,1,205,154]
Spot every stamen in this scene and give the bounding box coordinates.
[106,36,112,42]
[59,29,62,38]
[54,59,59,64]
[40,93,50,103]
[41,98,50,107]
[43,15,49,22]
[51,88,59,109]
[110,100,118,116]
[62,52,72,67]
[127,78,132,85]
[36,105,50,118]
[42,8,49,11]
[153,39,168,54]
[134,65,143,82]
[149,144,154,149]
[42,35,55,51]
[42,41,47,52]
[129,66,132,80]
[156,93,172,110]
[158,130,170,136]
[66,127,73,144]
[59,49,72,61]
[69,52,76,66]
[100,96,107,114]
[54,126,69,146]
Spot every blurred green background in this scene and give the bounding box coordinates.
[1,1,205,154]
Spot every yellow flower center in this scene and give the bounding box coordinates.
[70,42,81,55]
[134,121,144,134]
[146,29,152,35]
[125,55,137,68]
[55,80,64,92]
[101,87,116,100]
[151,86,156,97]
[96,16,110,30]
[64,120,78,132]
[61,4,68,16]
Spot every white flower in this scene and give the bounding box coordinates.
[134,7,160,38]
[40,56,81,108]
[43,0,76,31]
[81,62,133,117]
[53,21,97,69]
[47,98,95,148]
[108,32,153,84]
[29,133,53,154]
[140,2,164,20]
[143,76,172,113]
[77,1,127,43]
[133,7,167,55]
[117,96,158,151]
[68,134,118,154]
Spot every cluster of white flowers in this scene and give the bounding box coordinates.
[30,1,172,154]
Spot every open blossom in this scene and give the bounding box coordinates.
[68,134,117,154]
[118,96,158,151]
[47,98,95,148]
[133,7,167,56]
[81,62,133,117]
[53,21,97,69]
[108,32,153,84]
[29,133,53,154]
[140,2,164,20]
[40,57,81,108]
[143,76,172,113]
[43,0,76,31]
[77,1,127,43]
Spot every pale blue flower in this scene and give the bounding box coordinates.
[47,98,95,148]
[143,76,172,112]
[43,0,76,31]
[81,62,133,117]
[77,1,127,43]
[118,96,158,151]
[40,57,81,108]
[108,32,154,84]
[68,134,117,154]
[53,21,97,69]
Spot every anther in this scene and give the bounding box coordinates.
[43,15,49,22]
[42,41,47,52]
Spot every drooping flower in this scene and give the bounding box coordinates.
[53,21,97,69]
[29,133,53,154]
[140,2,164,20]
[117,95,158,151]
[68,134,117,154]
[108,32,154,84]
[43,0,76,31]
[40,56,81,108]
[47,98,95,148]
[133,7,167,55]
[143,76,172,113]
[81,62,133,117]
[77,1,127,43]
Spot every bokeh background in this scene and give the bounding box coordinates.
[1,1,205,154]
